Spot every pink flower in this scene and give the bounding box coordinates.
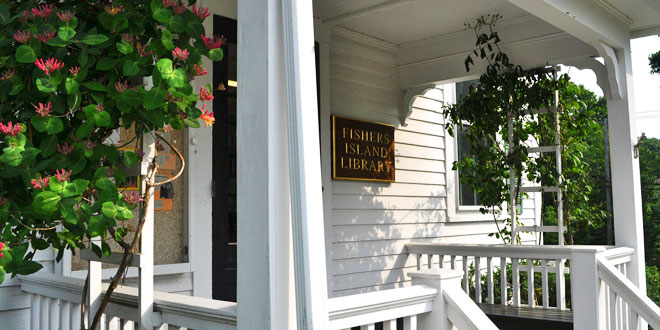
[95,104,105,112]
[55,169,72,182]
[34,102,53,117]
[20,10,35,21]
[162,0,178,8]
[0,197,6,207]
[34,30,56,43]
[1,68,15,81]
[155,140,165,152]
[32,4,54,18]
[121,33,137,45]
[115,81,129,93]
[172,47,189,61]
[31,176,50,190]
[0,241,4,259]
[173,3,187,14]
[199,86,214,101]
[200,34,226,50]
[69,66,80,76]
[104,5,123,15]
[0,122,22,136]
[192,4,210,20]
[105,166,115,177]
[123,191,143,206]
[200,104,214,127]
[83,140,97,151]
[217,82,226,91]
[193,64,207,76]
[34,58,64,75]
[57,142,74,155]
[13,30,31,44]
[57,10,75,22]
[136,43,152,57]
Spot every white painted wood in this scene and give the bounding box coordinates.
[403,314,416,330]
[383,319,396,330]
[528,259,535,308]
[571,250,604,330]
[89,239,102,329]
[487,257,494,304]
[557,259,566,310]
[500,258,507,306]
[40,295,48,330]
[444,286,498,330]
[427,254,433,270]
[30,294,39,330]
[61,300,70,330]
[139,133,156,330]
[542,260,549,309]
[237,0,295,328]
[512,259,520,307]
[462,256,469,293]
[49,297,59,329]
[475,257,482,303]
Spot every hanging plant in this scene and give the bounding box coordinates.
[0,0,223,327]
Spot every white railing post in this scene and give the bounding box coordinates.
[571,249,606,330]
[409,268,463,330]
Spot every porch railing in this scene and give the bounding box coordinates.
[19,272,237,330]
[327,268,497,330]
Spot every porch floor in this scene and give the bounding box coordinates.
[478,303,573,330]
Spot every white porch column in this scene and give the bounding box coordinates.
[237,0,295,329]
[605,44,646,292]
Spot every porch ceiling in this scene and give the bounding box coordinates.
[313,0,528,45]
[313,0,660,45]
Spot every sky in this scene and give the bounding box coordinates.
[561,35,660,138]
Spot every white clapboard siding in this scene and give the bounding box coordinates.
[328,31,540,297]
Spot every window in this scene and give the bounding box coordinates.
[455,80,480,207]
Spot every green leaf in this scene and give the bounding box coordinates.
[15,260,43,275]
[65,78,79,95]
[96,111,111,127]
[0,267,4,284]
[184,117,201,128]
[60,204,78,224]
[0,150,22,166]
[49,178,65,194]
[39,136,58,158]
[0,250,12,268]
[32,239,49,250]
[102,242,111,258]
[21,147,41,164]
[15,45,36,63]
[120,89,142,107]
[87,215,105,237]
[144,89,166,109]
[162,30,175,50]
[123,60,139,76]
[76,121,94,138]
[102,201,116,218]
[82,81,108,92]
[208,48,224,62]
[123,151,139,166]
[81,34,109,45]
[96,57,118,71]
[169,15,186,33]
[36,78,57,93]
[114,227,128,241]
[46,37,70,47]
[0,3,10,26]
[115,205,133,220]
[31,116,64,135]
[62,179,89,198]
[90,243,102,257]
[33,191,61,215]
[116,41,133,55]
[58,26,76,41]
[153,8,171,23]
[157,58,173,76]
[166,68,186,88]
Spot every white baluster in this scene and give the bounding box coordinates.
[463,256,469,293]
[70,304,81,330]
[416,254,421,271]
[50,298,60,330]
[383,319,397,330]
[609,287,617,330]
[404,314,417,330]
[360,324,375,330]
[512,258,520,307]
[108,316,121,330]
[439,255,444,269]
[428,254,433,269]
[527,259,534,308]
[475,256,482,303]
[61,301,70,330]
[40,295,49,330]
[487,257,494,304]
[622,298,629,330]
[501,257,508,306]
[121,320,135,330]
[628,308,638,330]
[450,255,456,269]
[556,259,566,310]
[541,260,549,309]
[30,294,39,330]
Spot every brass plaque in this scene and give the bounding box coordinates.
[332,115,395,182]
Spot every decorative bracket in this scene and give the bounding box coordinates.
[595,41,623,100]
[400,84,436,126]
[563,55,612,100]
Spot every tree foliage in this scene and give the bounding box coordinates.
[444,15,604,244]
[0,0,221,284]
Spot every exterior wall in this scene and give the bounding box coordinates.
[325,29,540,297]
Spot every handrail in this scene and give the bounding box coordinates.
[443,286,498,330]
[406,242,607,259]
[327,285,437,329]
[597,256,660,329]
[598,246,635,266]
[19,273,237,329]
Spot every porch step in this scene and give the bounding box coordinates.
[478,303,573,330]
